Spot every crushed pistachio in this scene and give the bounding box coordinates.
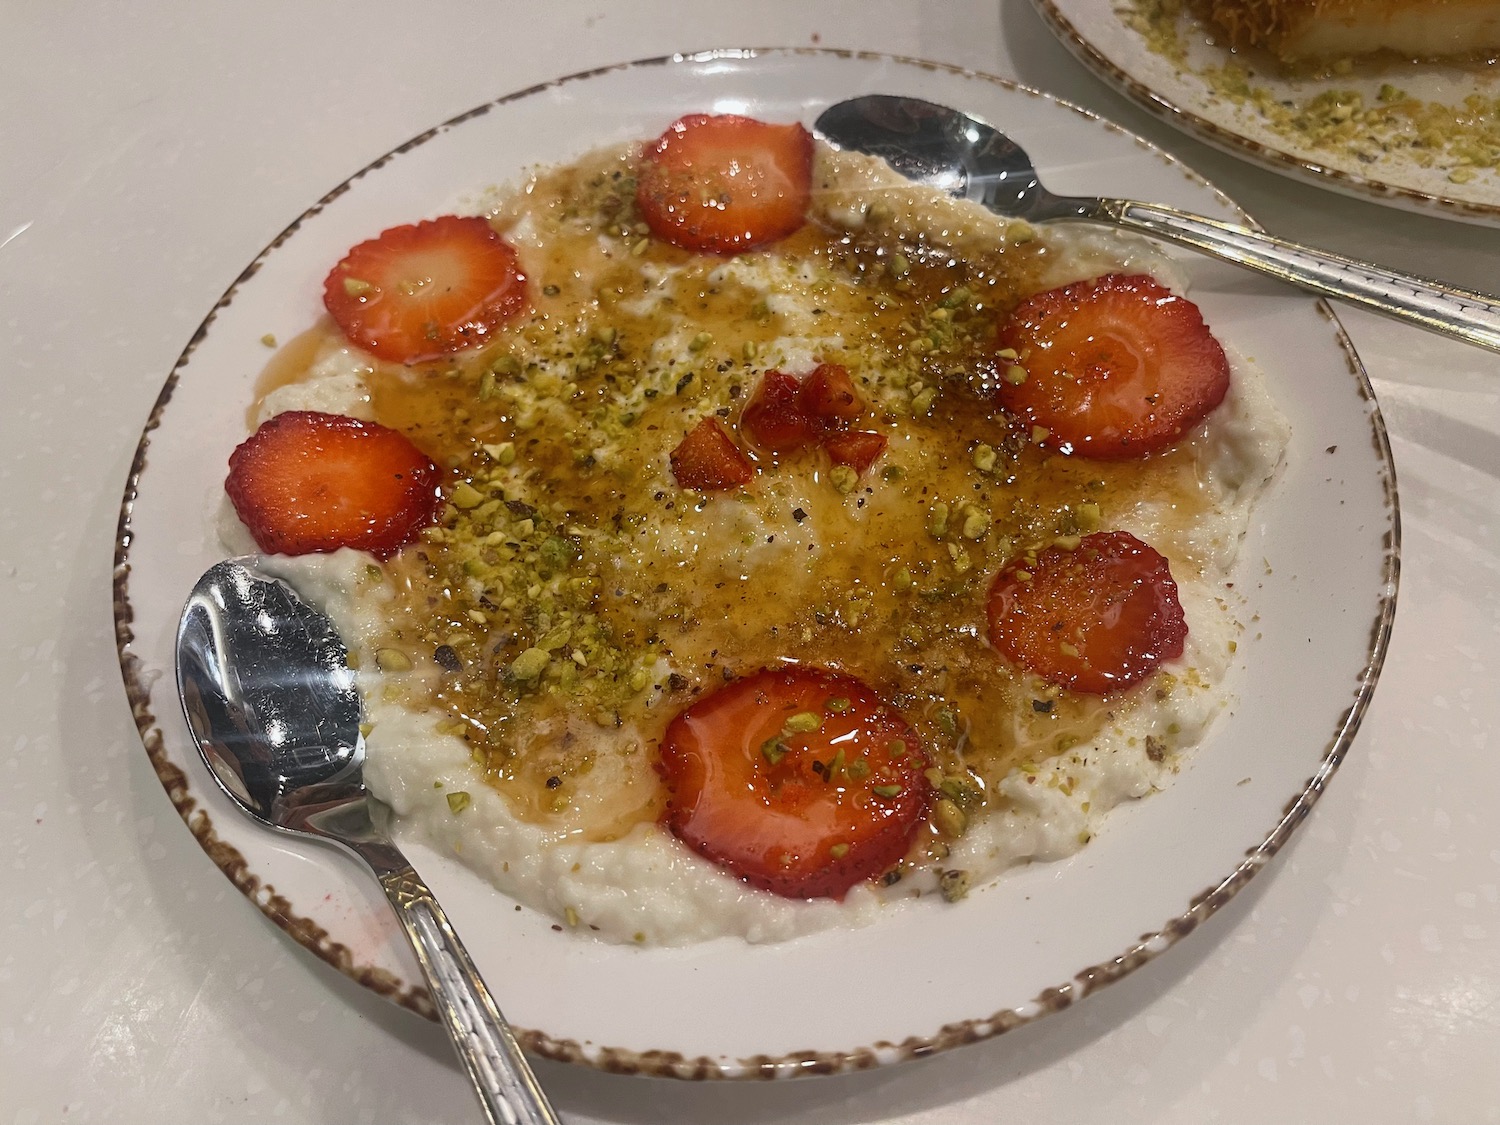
[927,502,950,538]
[482,441,517,466]
[449,481,484,509]
[784,711,822,734]
[933,798,968,838]
[960,507,990,541]
[375,648,412,673]
[446,791,472,814]
[507,647,551,682]
[938,869,970,902]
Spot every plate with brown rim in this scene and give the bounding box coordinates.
[114,47,1398,1078]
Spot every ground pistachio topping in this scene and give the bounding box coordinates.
[256,139,1226,858]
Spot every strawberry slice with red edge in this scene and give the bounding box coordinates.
[986,530,1187,694]
[658,665,931,899]
[226,410,441,558]
[669,416,754,491]
[636,114,814,255]
[996,273,1230,459]
[323,215,527,365]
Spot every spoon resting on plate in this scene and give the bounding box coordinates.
[815,94,1500,354]
[176,557,560,1125]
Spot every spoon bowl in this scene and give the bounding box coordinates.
[815,94,1500,353]
[177,557,559,1125]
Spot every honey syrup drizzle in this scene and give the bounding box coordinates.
[258,145,1213,841]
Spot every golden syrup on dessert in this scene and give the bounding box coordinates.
[258,145,1214,840]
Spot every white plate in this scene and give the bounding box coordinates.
[1034,0,1500,225]
[113,47,1398,1078]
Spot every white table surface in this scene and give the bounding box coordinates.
[4,2,1497,1121]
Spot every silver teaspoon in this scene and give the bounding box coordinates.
[177,557,560,1125]
[815,94,1500,353]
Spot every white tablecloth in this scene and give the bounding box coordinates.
[4,2,1496,1121]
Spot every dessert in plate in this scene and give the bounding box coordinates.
[217,111,1287,946]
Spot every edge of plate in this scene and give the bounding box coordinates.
[1030,0,1500,227]
[112,44,1402,1081]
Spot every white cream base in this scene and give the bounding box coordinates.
[254,352,1285,946]
[236,148,1289,945]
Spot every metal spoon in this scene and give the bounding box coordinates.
[176,557,560,1125]
[815,94,1500,353]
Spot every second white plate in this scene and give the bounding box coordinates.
[1036,0,1500,225]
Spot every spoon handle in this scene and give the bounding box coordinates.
[1099,200,1500,353]
[376,864,562,1125]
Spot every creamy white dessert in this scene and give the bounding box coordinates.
[231,142,1288,946]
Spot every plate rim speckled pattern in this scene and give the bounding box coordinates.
[112,46,1401,1079]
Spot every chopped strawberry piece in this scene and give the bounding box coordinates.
[669,416,754,491]
[657,666,931,899]
[740,370,820,453]
[822,430,887,474]
[322,215,527,365]
[636,114,814,255]
[226,410,441,558]
[997,274,1230,459]
[740,363,871,461]
[800,363,862,425]
[986,531,1187,694]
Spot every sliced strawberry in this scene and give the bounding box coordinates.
[226,410,441,558]
[636,114,814,255]
[822,430,887,474]
[800,362,862,425]
[985,530,1187,694]
[740,370,820,453]
[658,666,931,899]
[323,215,527,365]
[996,274,1230,459]
[669,416,754,491]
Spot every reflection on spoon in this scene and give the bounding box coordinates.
[176,556,560,1125]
